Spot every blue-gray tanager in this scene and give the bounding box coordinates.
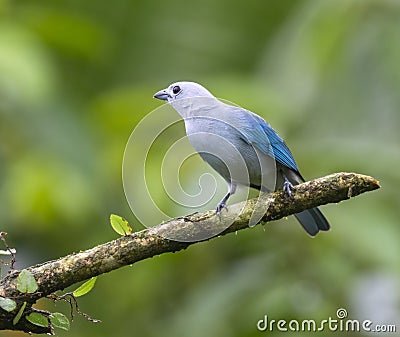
[154,81,330,236]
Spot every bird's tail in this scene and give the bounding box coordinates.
[294,207,330,237]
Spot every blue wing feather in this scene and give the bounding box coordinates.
[234,107,299,172]
[260,119,299,172]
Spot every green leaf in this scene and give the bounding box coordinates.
[50,312,70,331]
[17,270,38,293]
[26,312,49,328]
[0,297,16,312]
[72,276,97,297]
[13,301,26,325]
[110,214,132,235]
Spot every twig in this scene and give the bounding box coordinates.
[0,232,16,271]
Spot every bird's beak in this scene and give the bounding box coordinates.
[153,89,170,101]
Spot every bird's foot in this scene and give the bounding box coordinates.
[216,191,231,216]
[283,178,294,199]
[216,201,228,216]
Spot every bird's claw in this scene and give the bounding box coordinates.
[283,179,294,199]
[216,202,227,216]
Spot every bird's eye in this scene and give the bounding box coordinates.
[172,86,181,94]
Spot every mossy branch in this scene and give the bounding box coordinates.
[0,172,380,334]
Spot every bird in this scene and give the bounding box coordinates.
[153,81,330,236]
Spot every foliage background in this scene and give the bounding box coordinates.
[1,0,399,336]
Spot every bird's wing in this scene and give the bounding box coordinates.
[233,108,299,172]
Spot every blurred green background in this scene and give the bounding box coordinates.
[1,0,399,336]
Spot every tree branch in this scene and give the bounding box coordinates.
[0,172,380,333]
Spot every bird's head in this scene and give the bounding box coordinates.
[153,81,214,103]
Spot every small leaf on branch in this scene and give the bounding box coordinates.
[0,297,16,312]
[13,301,26,325]
[73,277,97,297]
[110,214,132,235]
[50,312,70,331]
[26,312,49,328]
[17,269,38,293]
